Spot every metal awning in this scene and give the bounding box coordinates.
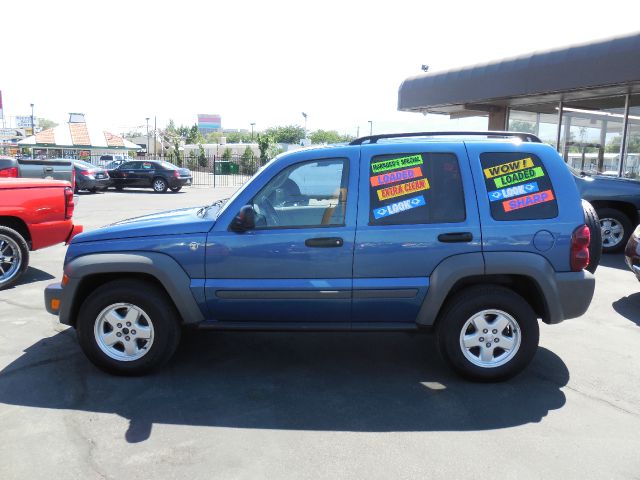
[398,32,640,115]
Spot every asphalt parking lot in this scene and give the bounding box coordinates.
[1,186,640,479]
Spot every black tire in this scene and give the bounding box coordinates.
[76,279,181,375]
[436,285,539,382]
[169,186,182,193]
[74,183,79,194]
[115,185,124,191]
[582,200,601,273]
[89,187,97,193]
[597,207,633,253]
[0,226,30,290]
[152,177,168,193]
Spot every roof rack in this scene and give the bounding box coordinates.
[348,131,542,145]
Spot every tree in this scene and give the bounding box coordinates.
[224,131,252,143]
[265,125,305,144]
[222,147,233,161]
[37,118,58,131]
[204,132,223,143]
[310,129,353,144]
[509,120,536,134]
[257,134,272,164]
[240,145,255,175]
[198,144,207,167]
[186,125,204,145]
[166,119,177,135]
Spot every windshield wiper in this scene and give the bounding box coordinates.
[197,198,229,217]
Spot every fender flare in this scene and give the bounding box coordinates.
[60,251,205,326]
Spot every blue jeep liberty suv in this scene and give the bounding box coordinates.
[45,132,596,381]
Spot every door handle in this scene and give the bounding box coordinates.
[438,232,473,243]
[305,237,344,248]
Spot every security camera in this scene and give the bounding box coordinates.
[421,64,429,72]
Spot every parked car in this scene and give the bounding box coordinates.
[73,161,111,193]
[45,132,595,381]
[0,178,82,289]
[104,159,127,170]
[107,160,192,193]
[0,155,75,189]
[98,154,128,168]
[624,225,640,281]
[572,166,640,253]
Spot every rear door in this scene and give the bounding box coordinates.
[353,142,482,324]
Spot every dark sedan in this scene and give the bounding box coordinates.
[73,160,111,193]
[108,160,192,193]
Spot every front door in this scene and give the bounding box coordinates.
[352,143,482,323]
[204,150,359,324]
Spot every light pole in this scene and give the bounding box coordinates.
[145,117,150,157]
[30,103,34,136]
[250,122,255,141]
[368,120,373,136]
[302,112,308,138]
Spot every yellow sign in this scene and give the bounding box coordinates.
[483,157,534,179]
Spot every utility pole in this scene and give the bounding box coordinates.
[154,116,157,157]
[30,103,35,136]
[368,120,373,136]
[250,122,255,141]
[145,117,150,157]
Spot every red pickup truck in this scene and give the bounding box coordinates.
[0,178,82,289]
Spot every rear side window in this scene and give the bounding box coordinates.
[480,152,558,221]
[369,152,465,225]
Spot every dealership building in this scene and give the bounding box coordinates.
[398,32,640,177]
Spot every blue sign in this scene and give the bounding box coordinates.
[373,195,426,219]
[488,182,539,202]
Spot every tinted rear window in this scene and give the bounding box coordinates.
[368,152,465,225]
[480,152,558,221]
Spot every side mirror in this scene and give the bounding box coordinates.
[230,205,256,232]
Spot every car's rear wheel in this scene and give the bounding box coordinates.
[437,285,539,382]
[76,279,181,375]
[597,207,632,253]
[153,178,168,193]
[0,226,29,290]
[170,186,182,193]
[115,185,124,191]
[583,200,601,273]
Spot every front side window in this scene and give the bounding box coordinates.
[119,161,137,169]
[368,152,465,225]
[252,158,348,228]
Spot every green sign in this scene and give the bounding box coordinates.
[494,167,544,188]
[371,154,423,174]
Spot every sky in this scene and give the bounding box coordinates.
[1,0,639,137]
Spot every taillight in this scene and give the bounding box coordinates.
[64,187,75,219]
[173,170,180,178]
[571,224,591,271]
[72,167,76,190]
[0,166,19,178]
[80,170,89,176]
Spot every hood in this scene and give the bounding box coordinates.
[72,205,219,243]
[574,173,640,196]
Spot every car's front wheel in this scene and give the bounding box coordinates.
[437,285,539,382]
[76,279,181,375]
[152,178,168,193]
